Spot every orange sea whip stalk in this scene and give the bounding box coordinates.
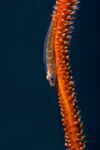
[44,0,86,149]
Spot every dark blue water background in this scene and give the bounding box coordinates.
[0,0,100,150]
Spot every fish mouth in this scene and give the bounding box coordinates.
[50,82,55,86]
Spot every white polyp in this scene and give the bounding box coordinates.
[67,15,71,18]
[61,13,64,16]
[69,21,74,24]
[64,46,68,49]
[64,28,68,31]
[62,33,65,36]
[53,5,58,10]
[56,1,60,4]
[72,5,79,10]
[66,35,72,39]
[79,142,82,145]
[51,14,55,17]
[58,30,61,33]
[58,26,61,29]
[60,38,63,41]
[64,40,68,44]
[66,2,71,6]
[63,22,68,26]
[61,18,64,22]
[53,10,56,14]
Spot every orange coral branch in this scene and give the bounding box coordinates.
[51,0,86,150]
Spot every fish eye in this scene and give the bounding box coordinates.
[48,75,56,86]
[49,76,53,81]
[50,77,53,81]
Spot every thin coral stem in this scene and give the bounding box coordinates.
[51,0,86,149]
